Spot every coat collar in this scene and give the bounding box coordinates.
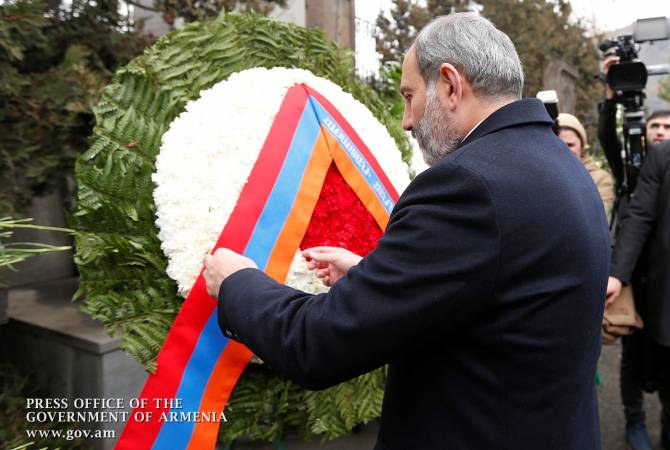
[458,98,554,149]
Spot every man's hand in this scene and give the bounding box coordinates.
[602,55,620,100]
[302,246,362,287]
[605,276,623,306]
[204,248,257,297]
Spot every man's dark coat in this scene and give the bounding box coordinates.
[217,99,611,450]
[611,139,670,347]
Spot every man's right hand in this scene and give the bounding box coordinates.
[302,246,362,287]
[602,55,620,100]
[605,276,623,306]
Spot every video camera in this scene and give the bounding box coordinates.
[599,17,670,99]
[598,17,670,199]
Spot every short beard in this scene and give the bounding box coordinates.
[413,84,463,166]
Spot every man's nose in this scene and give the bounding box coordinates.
[402,111,413,132]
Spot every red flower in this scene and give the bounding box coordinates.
[300,164,383,257]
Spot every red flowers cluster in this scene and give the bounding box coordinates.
[300,164,383,257]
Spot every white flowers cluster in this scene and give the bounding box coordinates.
[153,67,410,297]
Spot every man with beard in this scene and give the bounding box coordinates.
[203,13,610,450]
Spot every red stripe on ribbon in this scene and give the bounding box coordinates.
[186,134,333,450]
[214,86,312,253]
[116,83,402,450]
[114,86,310,450]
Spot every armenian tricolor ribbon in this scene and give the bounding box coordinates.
[115,84,400,450]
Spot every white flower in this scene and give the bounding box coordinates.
[153,67,410,297]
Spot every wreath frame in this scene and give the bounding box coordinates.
[73,12,410,442]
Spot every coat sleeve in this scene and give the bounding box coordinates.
[610,146,665,284]
[217,162,500,390]
[598,99,623,186]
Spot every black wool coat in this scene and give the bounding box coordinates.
[611,139,670,347]
[218,99,611,450]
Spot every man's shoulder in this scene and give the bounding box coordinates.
[395,157,499,224]
[408,132,560,206]
[407,157,491,196]
[444,123,563,181]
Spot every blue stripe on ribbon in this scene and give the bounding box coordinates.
[151,312,228,450]
[308,97,395,214]
[244,101,321,268]
[150,99,320,449]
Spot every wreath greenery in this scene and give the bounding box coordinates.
[72,12,409,443]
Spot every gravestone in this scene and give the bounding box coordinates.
[1,278,147,450]
[543,60,579,114]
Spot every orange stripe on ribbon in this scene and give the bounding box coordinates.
[264,132,333,282]
[184,342,252,450]
[324,131,391,231]
[185,131,333,449]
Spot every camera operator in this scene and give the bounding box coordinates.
[599,53,670,450]
[599,55,670,193]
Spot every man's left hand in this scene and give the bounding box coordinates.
[204,248,258,297]
[605,276,623,306]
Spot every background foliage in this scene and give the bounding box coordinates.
[0,0,153,216]
[72,12,409,443]
[0,0,281,217]
[0,217,71,270]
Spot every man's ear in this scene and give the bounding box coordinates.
[437,63,463,111]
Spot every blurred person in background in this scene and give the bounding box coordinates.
[558,113,614,214]
[605,138,670,450]
[599,53,670,450]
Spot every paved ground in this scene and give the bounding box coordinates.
[599,341,662,450]
[229,341,663,450]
